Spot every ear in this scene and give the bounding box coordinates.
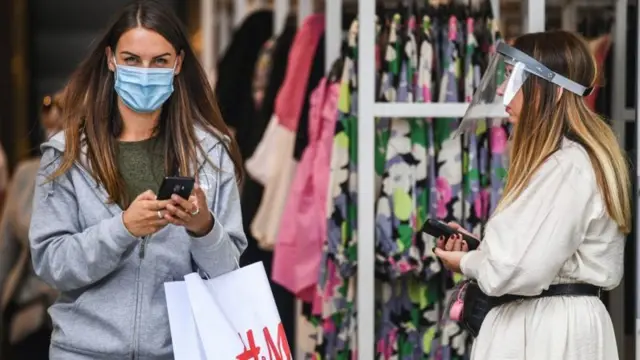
[556,87,564,103]
[174,50,185,75]
[106,47,116,72]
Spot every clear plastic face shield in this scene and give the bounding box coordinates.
[456,41,591,136]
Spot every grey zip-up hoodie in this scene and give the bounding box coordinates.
[29,128,247,359]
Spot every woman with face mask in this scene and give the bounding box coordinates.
[434,31,630,359]
[0,93,63,359]
[28,1,246,359]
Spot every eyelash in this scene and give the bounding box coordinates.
[123,57,169,65]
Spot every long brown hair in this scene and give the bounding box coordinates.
[498,30,631,234]
[52,0,243,206]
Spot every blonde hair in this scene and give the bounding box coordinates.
[497,30,632,234]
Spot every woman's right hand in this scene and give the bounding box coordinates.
[446,222,477,239]
[436,222,479,252]
[123,190,170,237]
[437,234,469,252]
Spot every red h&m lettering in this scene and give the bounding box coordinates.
[263,323,292,360]
[236,330,261,360]
[235,323,291,360]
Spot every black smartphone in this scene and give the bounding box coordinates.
[157,176,195,201]
[421,219,481,251]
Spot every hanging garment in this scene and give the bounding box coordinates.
[239,19,299,354]
[252,38,277,109]
[306,20,359,359]
[244,19,298,187]
[250,13,326,250]
[215,9,273,160]
[375,16,429,279]
[462,17,489,236]
[272,77,339,306]
[245,116,279,185]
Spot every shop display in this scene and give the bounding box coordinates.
[237,1,508,358]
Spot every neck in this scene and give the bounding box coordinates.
[117,98,160,141]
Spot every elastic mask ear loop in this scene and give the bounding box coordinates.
[112,56,120,81]
[171,57,179,75]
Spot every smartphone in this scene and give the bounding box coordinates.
[157,176,195,201]
[421,219,481,251]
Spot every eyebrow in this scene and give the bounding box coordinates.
[120,51,172,59]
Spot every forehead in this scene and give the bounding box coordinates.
[116,27,175,56]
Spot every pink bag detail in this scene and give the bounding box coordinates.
[449,281,470,321]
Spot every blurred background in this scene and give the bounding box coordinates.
[0,0,638,359]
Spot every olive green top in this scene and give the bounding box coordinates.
[116,136,166,208]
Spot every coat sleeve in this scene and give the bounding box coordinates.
[460,158,599,297]
[29,149,139,291]
[189,144,248,278]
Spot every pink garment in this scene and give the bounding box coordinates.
[274,13,326,131]
[249,13,326,250]
[272,78,340,310]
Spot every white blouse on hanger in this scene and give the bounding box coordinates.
[461,138,624,360]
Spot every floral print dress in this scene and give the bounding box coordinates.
[305,14,508,360]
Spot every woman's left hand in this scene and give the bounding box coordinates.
[164,184,214,236]
[433,248,467,273]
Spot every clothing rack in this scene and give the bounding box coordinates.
[354,0,515,358]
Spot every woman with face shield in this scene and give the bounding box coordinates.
[27,1,246,358]
[434,30,630,359]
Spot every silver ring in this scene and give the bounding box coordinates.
[191,207,200,216]
[157,210,163,219]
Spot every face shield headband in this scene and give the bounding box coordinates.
[456,41,591,136]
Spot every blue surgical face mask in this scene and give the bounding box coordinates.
[113,57,177,113]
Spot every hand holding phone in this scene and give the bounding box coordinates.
[157,176,195,201]
[421,219,480,251]
[122,190,170,237]
[158,178,214,237]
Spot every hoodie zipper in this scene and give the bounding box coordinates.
[131,235,149,360]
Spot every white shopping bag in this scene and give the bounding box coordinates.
[164,282,206,360]
[184,262,292,360]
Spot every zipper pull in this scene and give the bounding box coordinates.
[139,237,147,259]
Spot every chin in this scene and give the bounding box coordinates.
[507,115,518,124]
